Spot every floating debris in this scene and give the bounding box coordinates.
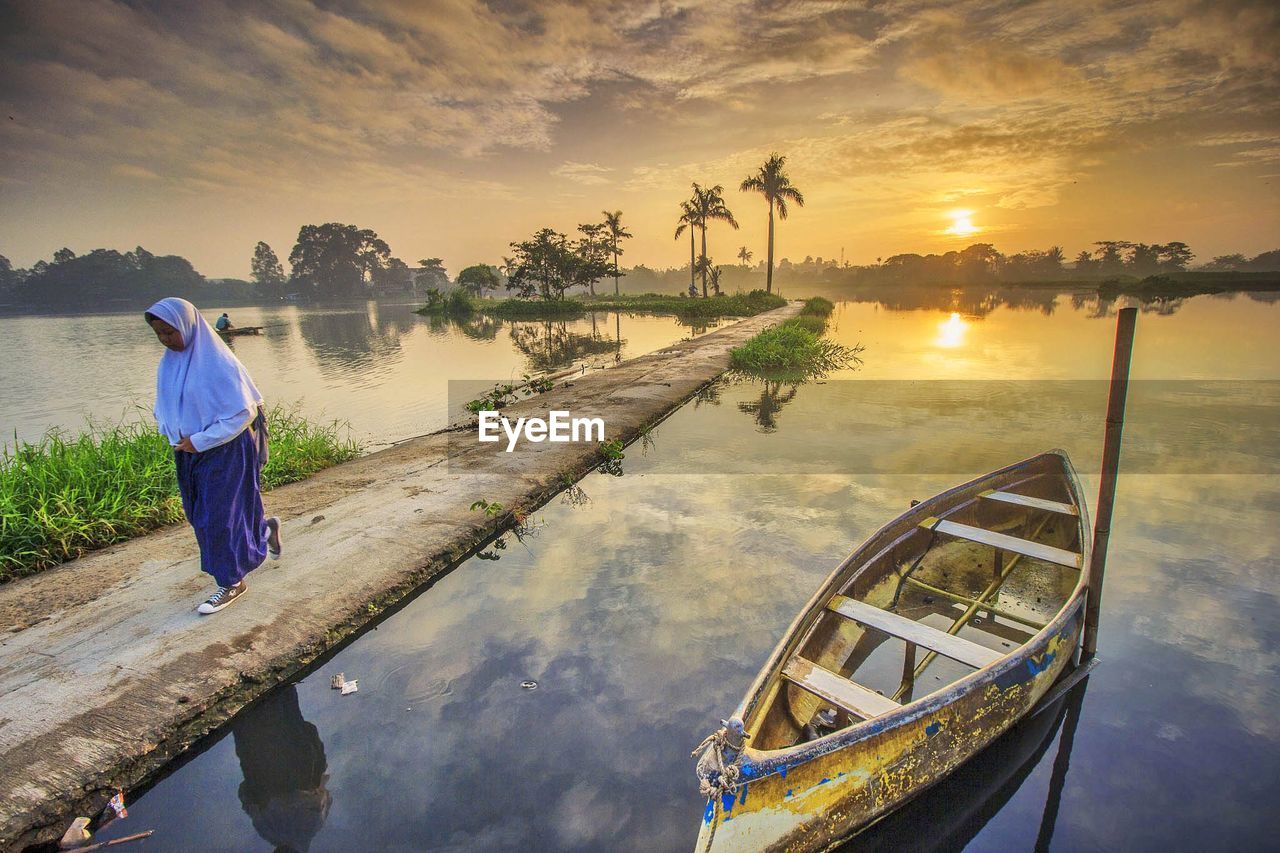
[330,673,345,689]
[340,679,359,695]
[521,680,538,690]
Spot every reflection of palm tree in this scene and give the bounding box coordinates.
[740,153,805,294]
[233,685,330,853]
[737,380,799,432]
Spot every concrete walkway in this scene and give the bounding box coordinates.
[0,303,799,848]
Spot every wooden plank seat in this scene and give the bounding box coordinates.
[980,489,1078,516]
[826,595,1004,669]
[920,517,1082,569]
[782,657,901,720]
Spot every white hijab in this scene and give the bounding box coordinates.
[146,297,263,445]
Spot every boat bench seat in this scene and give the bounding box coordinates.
[980,489,1078,516]
[920,517,1082,569]
[782,657,901,721]
[826,595,1004,670]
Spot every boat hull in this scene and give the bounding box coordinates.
[696,597,1083,852]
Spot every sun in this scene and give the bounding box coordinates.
[945,209,979,237]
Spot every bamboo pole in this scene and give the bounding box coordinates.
[1082,306,1137,660]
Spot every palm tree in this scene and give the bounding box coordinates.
[737,246,753,267]
[690,183,738,297]
[674,198,698,296]
[602,210,632,296]
[740,153,805,294]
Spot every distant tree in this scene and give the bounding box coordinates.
[1245,250,1280,271]
[1202,253,1247,271]
[577,223,608,296]
[416,257,449,291]
[373,257,413,292]
[1094,241,1130,275]
[1126,243,1160,275]
[1074,250,1099,276]
[288,223,391,298]
[1037,246,1066,278]
[740,153,805,293]
[602,210,631,296]
[1157,242,1193,271]
[507,228,577,301]
[250,241,287,295]
[689,183,738,297]
[457,263,500,296]
[956,243,1000,282]
[52,247,76,265]
[738,246,753,267]
[0,254,19,291]
[674,199,698,295]
[709,265,723,296]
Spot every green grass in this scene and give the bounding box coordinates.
[800,296,835,317]
[0,406,361,582]
[729,321,863,381]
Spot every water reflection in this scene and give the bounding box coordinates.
[297,304,414,369]
[849,678,1088,852]
[233,685,330,852]
[736,379,800,433]
[509,320,623,372]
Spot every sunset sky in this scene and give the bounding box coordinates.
[1,0,1277,278]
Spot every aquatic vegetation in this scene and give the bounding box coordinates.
[800,296,835,317]
[596,438,626,477]
[729,322,863,381]
[0,407,361,582]
[415,288,478,316]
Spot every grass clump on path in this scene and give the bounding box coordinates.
[0,406,361,582]
[730,296,861,380]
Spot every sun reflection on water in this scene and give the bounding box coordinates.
[935,311,969,348]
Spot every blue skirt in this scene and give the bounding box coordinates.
[175,413,269,588]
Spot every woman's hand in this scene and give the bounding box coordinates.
[175,436,197,453]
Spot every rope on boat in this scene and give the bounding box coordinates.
[692,719,748,799]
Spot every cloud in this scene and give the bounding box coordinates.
[551,161,613,185]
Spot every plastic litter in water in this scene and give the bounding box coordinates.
[330,673,345,689]
[521,680,538,690]
[340,679,359,695]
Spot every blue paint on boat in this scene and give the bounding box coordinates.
[1027,650,1057,676]
[703,799,715,824]
[926,721,941,737]
[739,783,748,805]
[721,790,736,814]
[785,789,793,799]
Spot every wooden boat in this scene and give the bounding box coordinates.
[693,449,1090,851]
[217,326,263,337]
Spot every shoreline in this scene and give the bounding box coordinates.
[0,303,800,849]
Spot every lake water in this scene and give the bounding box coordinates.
[13,290,1280,851]
[0,301,709,450]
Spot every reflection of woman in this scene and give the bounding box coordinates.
[144,298,281,614]
[233,685,331,853]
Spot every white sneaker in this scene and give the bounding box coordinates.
[198,581,247,615]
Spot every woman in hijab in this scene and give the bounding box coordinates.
[145,298,282,614]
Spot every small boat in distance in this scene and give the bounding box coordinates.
[216,326,263,337]
[693,449,1090,852]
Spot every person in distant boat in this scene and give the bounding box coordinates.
[215,312,233,331]
[144,298,282,615]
